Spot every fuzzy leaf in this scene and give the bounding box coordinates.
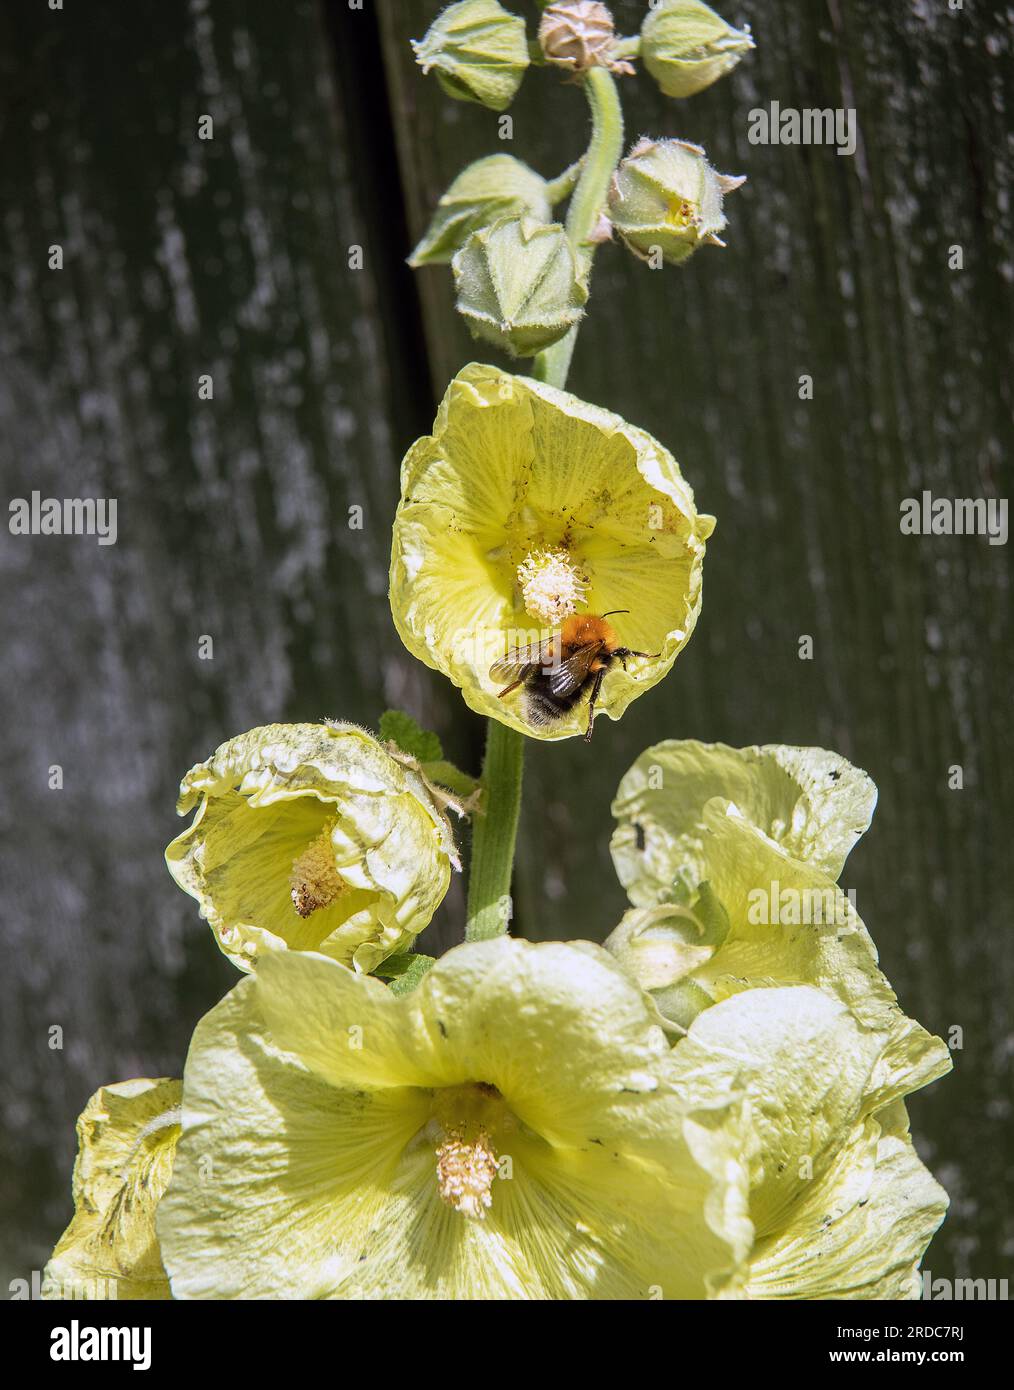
[379,709,443,764]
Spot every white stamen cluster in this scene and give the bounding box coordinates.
[435,1128,499,1219]
[517,548,587,626]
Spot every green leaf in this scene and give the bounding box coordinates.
[420,759,480,798]
[379,709,443,764]
[372,952,437,995]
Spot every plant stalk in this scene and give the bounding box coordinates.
[533,66,624,390]
[465,721,525,940]
[465,66,625,941]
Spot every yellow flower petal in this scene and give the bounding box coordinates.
[607,740,951,1103]
[742,1100,948,1300]
[44,1078,181,1301]
[611,739,878,906]
[689,802,952,1108]
[158,940,752,1299]
[671,988,948,1298]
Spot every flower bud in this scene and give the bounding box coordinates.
[641,0,754,99]
[412,0,529,112]
[452,215,587,358]
[537,1,634,76]
[608,136,745,265]
[409,156,553,268]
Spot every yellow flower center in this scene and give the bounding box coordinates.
[666,197,699,230]
[517,548,587,626]
[435,1130,499,1219]
[431,1082,515,1220]
[290,819,346,918]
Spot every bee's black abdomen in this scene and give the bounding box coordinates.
[523,680,583,728]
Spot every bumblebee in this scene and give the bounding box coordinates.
[490,612,656,741]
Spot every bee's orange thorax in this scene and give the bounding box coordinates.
[560,614,620,652]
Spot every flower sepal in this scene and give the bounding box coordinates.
[408,155,553,268]
[538,1,635,76]
[604,883,730,1034]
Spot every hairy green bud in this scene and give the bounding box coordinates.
[641,0,754,99]
[412,0,529,112]
[608,136,745,266]
[452,215,587,357]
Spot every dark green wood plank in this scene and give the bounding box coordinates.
[0,0,464,1283]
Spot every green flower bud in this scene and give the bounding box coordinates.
[608,136,745,266]
[641,0,754,99]
[412,0,529,112]
[537,1,634,76]
[452,215,587,358]
[409,155,553,268]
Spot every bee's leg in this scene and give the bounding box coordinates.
[497,678,525,699]
[615,648,660,670]
[584,667,608,741]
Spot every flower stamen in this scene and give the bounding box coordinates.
[290,820,346,918]
[435,1127,499,1219]
[517,548,587,626]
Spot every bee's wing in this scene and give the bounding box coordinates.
[546,641,603,697]
[489,635,560,684]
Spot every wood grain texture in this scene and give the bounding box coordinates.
[0,0,1009,1294]
[0,0,465,1283]
[378,0,1013,1281]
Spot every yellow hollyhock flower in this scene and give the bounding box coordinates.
[389,364,715,740]
[43,1078,181,1301]
[165,722,456,975]
[605,741,952,1106]
[157,939,753,1299]
[675,986,948,1300]
[156,945,946,1299]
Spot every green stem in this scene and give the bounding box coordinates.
[532,66,624,389]
[465,721,525,941]
[465,67,625,941]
